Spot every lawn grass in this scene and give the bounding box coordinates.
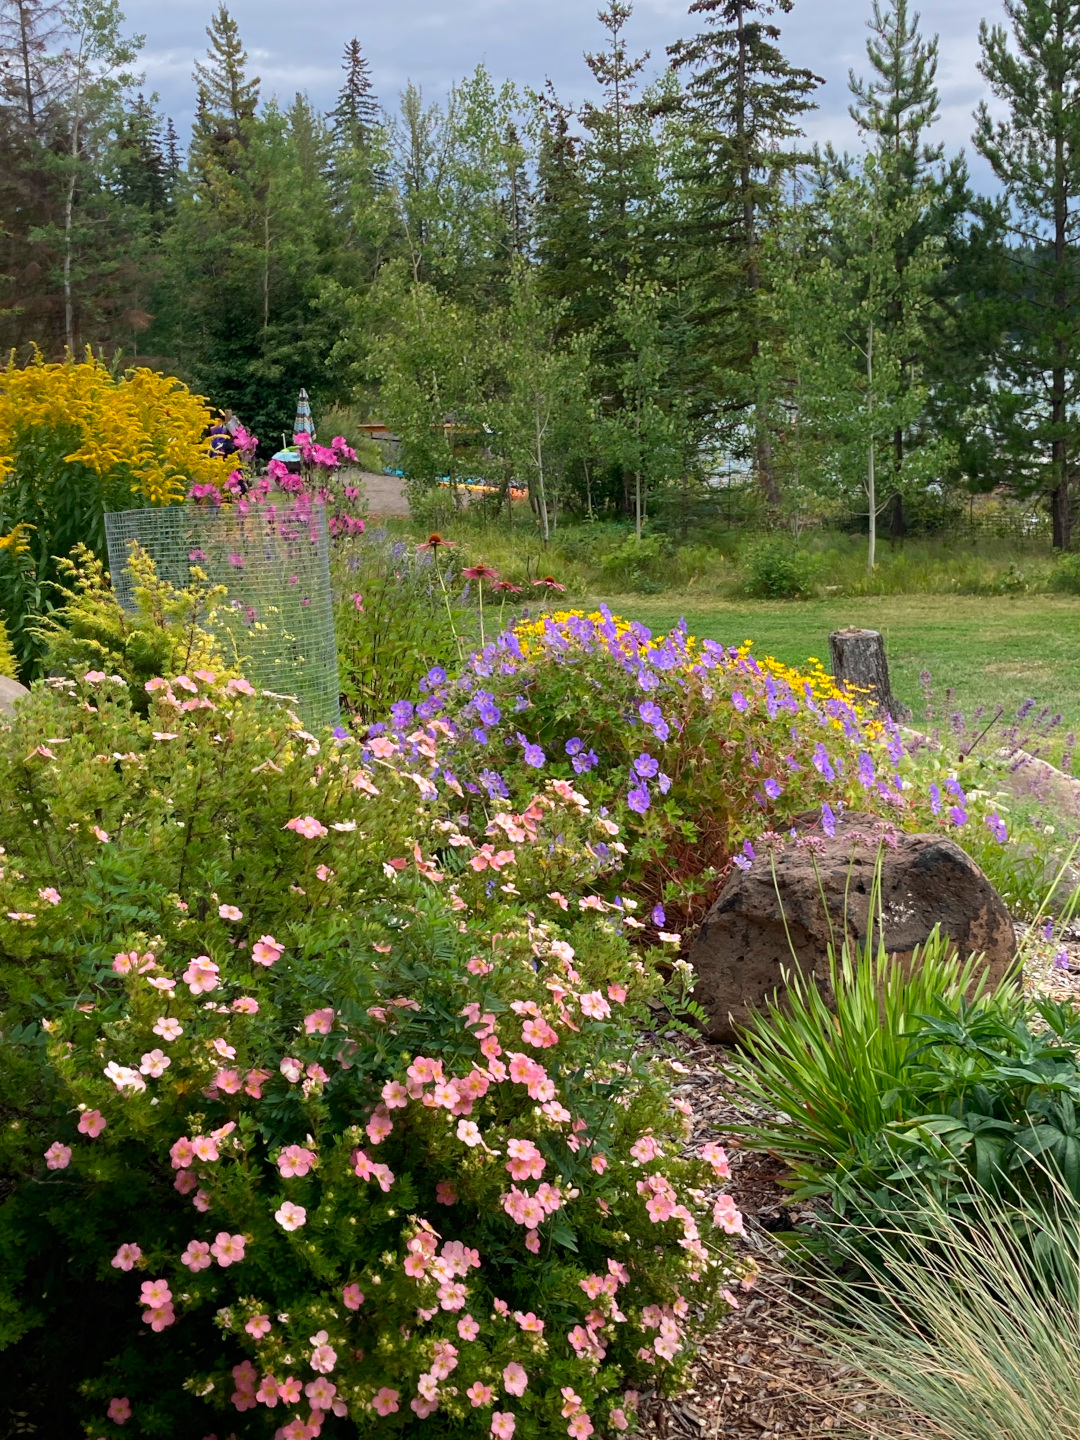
[585,592,1080,737]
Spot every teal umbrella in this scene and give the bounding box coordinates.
[294,388,314,439]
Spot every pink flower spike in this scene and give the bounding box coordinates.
[111,1242,142,1271]
[78,1109,107,1138]
[44,1141,71,1170]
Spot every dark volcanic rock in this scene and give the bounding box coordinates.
[689,811,1017,1043]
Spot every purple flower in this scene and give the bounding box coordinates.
[572,750,599,774]
[812,743,835,781]
[472,728,489,745]
[566,737,584,756]
[391,701,414,729]
[1044,921,1055,941]
[522,742,546,769]
[1055,948,1070,970]
[332,726,348,739]
[634,753,659,779]
[424,666,447,688]
[652,904,666,927]
[743,840,756,861]
[857,752,875,787]
[627,784,651,814]
[986,812,1007,843]
[514,695,529,711]
[657,772,671,794]
[949,806,967,827]
[227,552,244,568]
[820,802,836,838]
[638,701,663,726]
[764,777,782,800]
[930,783,941,815]
[592,842,611,860]
[480,769,510,799]
[188,548,206,562]
[733,855,752,871]
[731,691,748,713]
[417,699,440,720]
[475,690,501,726]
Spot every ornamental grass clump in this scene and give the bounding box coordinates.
[0,670,743,1437]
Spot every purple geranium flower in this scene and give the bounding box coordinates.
[634,753,659,779]
[733,854,752,871]
[522,741,546,768]
[764,777,782,800]
[657,772,671,794]
[391,701,414,730]
[812,743,835,781]
[566,737,584,756]
[471,728,489,745]
[652,904,666,927]
[949,806,967,827]
[638,701,663,726]
[986,812,1007,843]
[929,783,941,814]
[821,802,836,838]
[627,784,650,814]
[731,691,748,713]
[573,750,599,774]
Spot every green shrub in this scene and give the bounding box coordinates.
[742,538,819,599]
[0,672,738,1437]
[598,534,671,593]
[1049,552,1080,595]
[0,613,14,677]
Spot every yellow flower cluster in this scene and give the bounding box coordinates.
[0,352,219,508]
[516,609,854,709]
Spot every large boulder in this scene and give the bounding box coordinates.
[688,811,1017,1043]
[0,675,28,719]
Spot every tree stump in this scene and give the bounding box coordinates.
[828,627,910,720]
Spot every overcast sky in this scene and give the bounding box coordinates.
[126,0,1004,189]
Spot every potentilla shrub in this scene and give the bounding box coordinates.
[0,672,740,1439]
[365,607,1013,935]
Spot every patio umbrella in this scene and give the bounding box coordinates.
[294,388,315,439]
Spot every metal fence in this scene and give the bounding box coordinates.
[105,501,340,732]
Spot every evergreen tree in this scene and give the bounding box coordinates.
[192,2,259,165]
[668,0,820,502]
[973,0,1080,549]
[113,91,169,212]
[332,37,379,147]
[0,0,62,132]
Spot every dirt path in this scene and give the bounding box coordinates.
[354,471,409,517]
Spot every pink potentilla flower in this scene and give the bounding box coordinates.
[381,1081,408,1109]
[467,956,494,975]
[431,1079,460,1109]
[279,1144,317,1178]
[712,1195,745,1235]
[252,934,284,966]
[579,990,611,1019]
[438,1281,467,1310]
[407,1056,443,1085]
[567,1415,594,1439]
[278,1376,303,1403]
[107,1396,132,1423]
[218,904,243,920]
[190,1135,220,1163]
[280,1057,303,1083]
[44,1140,71,1170]
[492,1413,516,1439]
[607,984,628,1004]
[304,1007,334,1035]
[436,1181,458,1205]
[522,1018,558,1048]
[256,1373,281,1406]
[169,1136,195,1169]
[315,863,336,882]
[139,1277,172,1309]
[654,1333,679,1360]
[343,1283,364,1310]
[404,1253,428,1278]
[38,886,60,905]
[210,1231,246,1266]
[646,1193,676,1223]
[630,1135,661,1163]
[226,676,256,696]
[182,955,219,995]
[480,1034,502,1060]
[92,826,109,843]
[245,1067,270,1097]
[152,1016,183,1040]
[112,951,138,973]
[412,1397,439,1418]
[700,1142,731,1177]
[431,1339,459,1375]
[111,1242,141,1271]
[501,1362,528,1396]
[310,1341,337,1374]
[245,1312,271,1338]
[142,1302,175,1331]
[610,1409,630,1431]
[306,1063,329,1084]
[77,1109,107,1138]
[561,1387,583,1417]
[524,1228,541,1252]
[174,1169,198,1196]
[306,1376,337,1407]
[181,1239,212,1272]
[456,1314,480,1340]
[372,1387,399,1416]
[514,1310,544,1333]
[467,1383,493,1407]
[276,1201,306,1230]
[232,995,259,1014]
[285,815,328,838]
[139,1048,171,1078]
[580,1274,606,1299]
[146,976,176,992]
[193,1189,211,1212]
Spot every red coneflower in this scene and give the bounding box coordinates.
[461,563,500,581]
[418,532,455,551]
[533,575,566,592]
[492,579,523,594]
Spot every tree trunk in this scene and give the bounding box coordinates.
[1052,481,1072,551]
[829,627,909,721]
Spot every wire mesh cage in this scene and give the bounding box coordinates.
[105,500,340,732]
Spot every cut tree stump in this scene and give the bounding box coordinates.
[828,626,910,720]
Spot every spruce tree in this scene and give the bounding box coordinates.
[332,37,379,147]
[668,0,821,502]
[974,0,1080,549]
[192,3,259,159]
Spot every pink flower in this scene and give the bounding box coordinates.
[514,1311,544,1334]
[607,984,627,1004]
[211,1231,246,1266]
[502,1362,528,1396]
[700,1142,731,1178]
[278,1144,317,1178]
[567,1415,594,1439]
[245,1067,270,1096]
[367,1109,393,1144]
[77,1109,106,1138]
[457,1314,480,1340]
[372,1387,400,1416]
[591,1153,609,1174]
[44,1141,71,1170]
[630,1135,661,1163]
[343,1283,364,1310]
[152,1016,183,1040]
[232,995,259,1014]
[610,1409,630,1431]
[561,1388,583,1417]
[226,676,255,696]
[190,1135,220,1163]
[491,1412,516,1439]
[285,815,328,838]
[467,956,494,976]
[279,1376,303,1403]
[304,1007,334,1035]
[310,1337,337,1374]
[712,1194,744,1235]
[407,1055,442,1085]
[436,1181,458,1205]
[522,1017,558,1048]
[246,1313,272,1338]
[315,863,335,881]
[38,887,60,905]
[92,826,109,843]
[381,1080,408,1109]
[215,1068,242,1094]
[280,1057,303,1083]
[275,1200,306,1230]
[169,1136,194,1169]
[139,1277,172,1309]
[525,1229,540,1253]
[252,934,284,966]
[182,1240,212,1272]
[467,1382,493,1407]
[107,1397,131,1423]
[218,903,243,920]
[182,955,219,995]
[579,991,611,1019]
[111,1242,141,1271]
[306,1376,337,1408]
[139,1048,170,1078]
[143,1302,175,1331]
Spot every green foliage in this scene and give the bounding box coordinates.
[0,670,736,1436]
[1049,552,1080,595]
[742,537,820,598]
[0,614,14,677]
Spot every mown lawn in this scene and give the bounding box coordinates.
[588,593,1080,737]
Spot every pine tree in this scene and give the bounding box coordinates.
[974,0,1080,549]
[332,37,379,147]
[581,0,651,271]
[0,0,62,133]
[192,3,259,162]
[163,115,180,188]
[114,93,169,213]
[668,0,821,503]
